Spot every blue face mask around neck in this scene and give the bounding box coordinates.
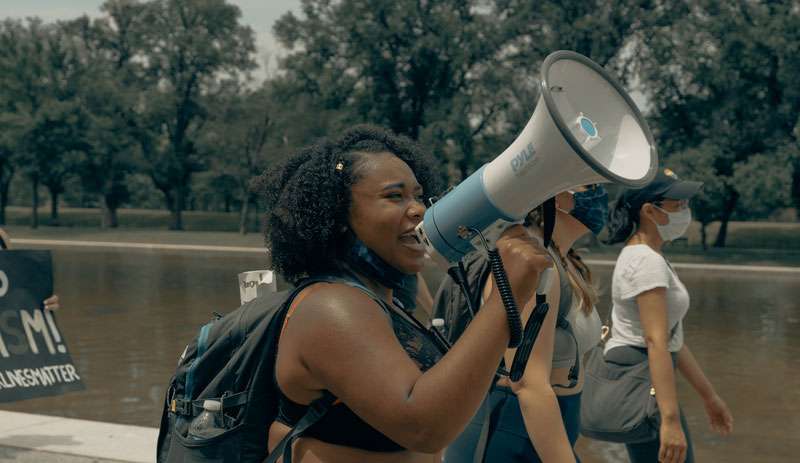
[569,186,609,235]
[345,237,418,311]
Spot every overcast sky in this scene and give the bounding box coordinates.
[1,0,302,72]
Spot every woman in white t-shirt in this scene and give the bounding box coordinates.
[603,169,733,463]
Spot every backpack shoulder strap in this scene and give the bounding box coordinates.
[263,391,337,463]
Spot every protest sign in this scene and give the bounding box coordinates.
[0,250,84,402]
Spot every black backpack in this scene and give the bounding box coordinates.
[156,275,371,463]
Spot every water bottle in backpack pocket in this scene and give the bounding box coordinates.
[188,400,226,440]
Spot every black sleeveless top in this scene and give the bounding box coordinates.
[275,283,447,452]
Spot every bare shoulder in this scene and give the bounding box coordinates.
[287,282,391,335]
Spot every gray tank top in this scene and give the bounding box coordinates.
[549,247,578,370]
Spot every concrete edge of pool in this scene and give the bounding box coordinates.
[0,410,156,462]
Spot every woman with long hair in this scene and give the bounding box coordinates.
[602,169,733,463]
[434,184,608,462]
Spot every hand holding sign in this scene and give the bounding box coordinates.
[0,251,84,402]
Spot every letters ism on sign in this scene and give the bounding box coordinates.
[0,270,68,359]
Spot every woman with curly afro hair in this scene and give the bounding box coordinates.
[256,125,552,463]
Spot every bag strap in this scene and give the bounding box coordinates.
[263,391,337,463]
[184,320,214,399]
[542,197,556,250]
[551,315,580,389]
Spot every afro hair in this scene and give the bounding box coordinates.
[253,124,444,284]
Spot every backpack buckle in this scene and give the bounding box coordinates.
[170,398,193,416]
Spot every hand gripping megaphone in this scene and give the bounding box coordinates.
[417,51,658,365]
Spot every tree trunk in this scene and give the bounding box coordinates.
[700,222,708,251]
[49,188,60,226]
[169,186,185,231]
[792,157,800,219]
[713,189,740,248]
[101,196,119,228]
[31,177,39,229]
[0,178,10,226]
[239,194,250,235]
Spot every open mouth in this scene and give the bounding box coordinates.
[399,233,425,252]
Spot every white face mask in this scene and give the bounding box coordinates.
[653,206,691,241]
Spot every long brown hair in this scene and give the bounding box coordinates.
[525,207,598,314]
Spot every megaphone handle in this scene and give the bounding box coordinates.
[487,248,523,348]
[509,297,549,382]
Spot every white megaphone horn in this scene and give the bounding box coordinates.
[415,50,658,268]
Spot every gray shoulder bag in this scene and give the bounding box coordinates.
[580,322,679,443]
[579,344,659,443]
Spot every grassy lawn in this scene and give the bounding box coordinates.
[3,205,262,233]
[3,206,799,266]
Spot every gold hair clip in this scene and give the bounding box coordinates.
[335,161,344,173]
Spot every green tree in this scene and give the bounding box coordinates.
[0,19,47,225]
[635,0,798,246]
[274,1,669,182]
[0,139,17,225]
[66,2,150,228]
[203,85,273,234]
[668,144,727,249]
[770,5,800,216]
[0,19,87,228]
[135,0,257,230]
[274,0,511,179]
[496,0,677,78]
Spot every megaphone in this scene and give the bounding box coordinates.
[415,50,658,267]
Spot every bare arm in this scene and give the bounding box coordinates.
[511,271,576,463]
[290,285,508,452]
[281,230,551,453]
[637,287,686,463]
[676,344,733,436]
[675,344,713,400]
[637,288,680,421]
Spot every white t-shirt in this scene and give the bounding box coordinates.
[605,244,690,354]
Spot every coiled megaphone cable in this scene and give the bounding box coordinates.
[468,228,523,348]
[509,197,557,381]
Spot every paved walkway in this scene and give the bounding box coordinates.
[0,410,155,462]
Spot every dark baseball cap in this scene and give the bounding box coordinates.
[621,168,703,211]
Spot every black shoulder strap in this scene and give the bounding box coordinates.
[542,197,556,249]
[263,391,337,463]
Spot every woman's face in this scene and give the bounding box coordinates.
[645,198,689,225]
[348,152,427,274]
